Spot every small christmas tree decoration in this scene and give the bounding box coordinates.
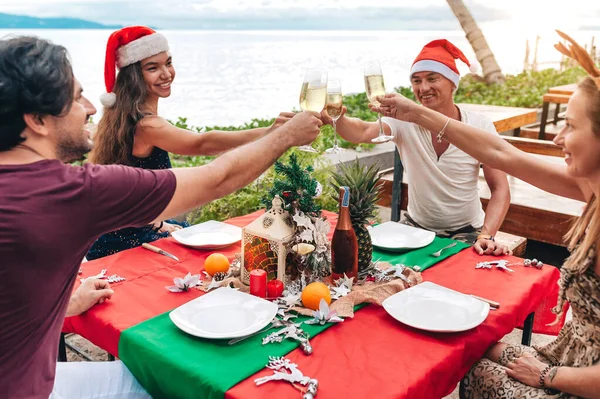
[260,154,331,283]
[264,153,322,217]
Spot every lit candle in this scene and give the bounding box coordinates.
[249,269,267,298]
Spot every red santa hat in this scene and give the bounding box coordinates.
[409,39,478,89]
[100,26,170,107]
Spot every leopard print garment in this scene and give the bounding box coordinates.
[460,248,600,399]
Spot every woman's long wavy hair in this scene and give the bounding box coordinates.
[551,77,600,322]
[89,62,148,165]
[564,77,600,272]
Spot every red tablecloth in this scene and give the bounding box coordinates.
[64,211,562,398]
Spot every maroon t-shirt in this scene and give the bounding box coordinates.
[0,160,176,398]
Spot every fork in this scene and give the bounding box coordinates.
[227,319,285,345]
[430,242,457,257]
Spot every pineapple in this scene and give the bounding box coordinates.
[331,160,383,272]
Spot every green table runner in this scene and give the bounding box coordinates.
[119,311,339,399]
[373,237,469,272]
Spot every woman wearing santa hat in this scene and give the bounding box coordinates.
[87,26,293,260]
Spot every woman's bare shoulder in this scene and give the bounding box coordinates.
[136,115,172,135]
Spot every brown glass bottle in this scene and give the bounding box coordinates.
[331,186,359,282]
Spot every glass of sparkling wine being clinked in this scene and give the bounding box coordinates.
[299,68,328,153]
[364,61,394,143]
[325,78,344,154]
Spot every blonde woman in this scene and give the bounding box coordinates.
[87,26,291,260]
[371,31,600,398]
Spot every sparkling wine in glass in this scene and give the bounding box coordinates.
[325,79,344,154]
[298,68,327,153]
[364,61,393,143]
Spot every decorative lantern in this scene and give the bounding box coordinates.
[241,196,295,285]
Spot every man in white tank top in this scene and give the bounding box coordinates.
[322,39,511,256]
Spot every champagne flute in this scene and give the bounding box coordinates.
[325,79,344,154]
[364,61,393,143]
[298,68,327,153]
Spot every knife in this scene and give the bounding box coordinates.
[142,243,180,262]
[470,294,500,309]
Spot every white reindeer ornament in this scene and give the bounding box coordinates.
[254,356,319,398]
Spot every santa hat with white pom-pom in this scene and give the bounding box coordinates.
[409,39,478,90]
[100,26,170,107]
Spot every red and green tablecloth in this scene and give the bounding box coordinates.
[64,211,564,399]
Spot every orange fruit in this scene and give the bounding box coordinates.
[204,253,230,276]
[301,282,331,311]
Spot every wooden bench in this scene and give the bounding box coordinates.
[519,93,571,140]
[378,137,583,249]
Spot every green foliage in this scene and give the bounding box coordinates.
[394,67,587,108]
[330,159,384,224]
[264,153,322,217]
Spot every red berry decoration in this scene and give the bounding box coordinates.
[266,279,284,299]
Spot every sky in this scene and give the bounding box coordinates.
[1,0,600,30]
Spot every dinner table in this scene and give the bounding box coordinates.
[64,210,564,399]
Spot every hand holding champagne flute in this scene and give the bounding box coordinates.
[364,61,394,143]
[298,68,328,152]
[325,78,344,154]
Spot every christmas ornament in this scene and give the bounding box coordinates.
[278,293,302,308]
[261,320,313,355]
[475,260,514,272]
[204,277,225,291]
[330,284,351,300]
[213,271,228,281]
[475,258,545,272]
[267,279,285,298]
[80,268,107,283]
[333,273,355,290]
[305,299,344,325]
[106,274,126,283]
[255,357,319,398]
[165,273,201,292]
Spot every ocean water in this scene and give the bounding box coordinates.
[1,28,598,126]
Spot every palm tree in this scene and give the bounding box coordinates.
[446,0,505,84]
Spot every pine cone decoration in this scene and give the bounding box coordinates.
[213,272,228,281]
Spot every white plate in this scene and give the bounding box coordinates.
[368,221,435,251]
[169,287,278,339]
[382,282,490,332]
[171,220,242,249]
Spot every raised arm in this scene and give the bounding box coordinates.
[321,106,392,144]
[136,112,295,156]
[154,111,322,221]
[374,94,591,202]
